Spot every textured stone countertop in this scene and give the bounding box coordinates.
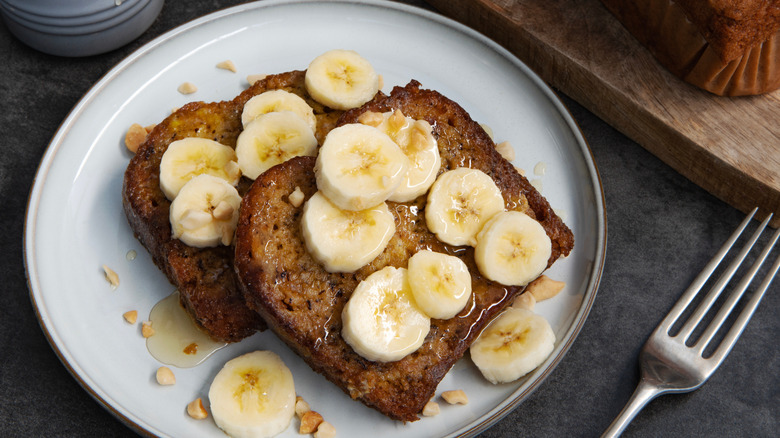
[1,1,776,437]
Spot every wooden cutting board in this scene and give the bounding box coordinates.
[425,0,780,227]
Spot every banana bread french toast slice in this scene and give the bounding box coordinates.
[234,81,574,420]
[122,70,342,342]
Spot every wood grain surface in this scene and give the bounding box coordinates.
[425,0,780,227]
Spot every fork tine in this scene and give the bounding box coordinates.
[706,227,780,367]
[695,219,780,354]
[676,212,772,342]
[657,208,756,334]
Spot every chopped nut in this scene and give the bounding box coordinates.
[480,123,494,140]
[216,60,237,73]
[389,109,406,130]
[441,389,468,405]
[295,396,311,418]
[123,310,138,324]
[377,74,384,90]
[177,82,198,94]
[156,366,176,385]
[530,178,543,192]
[142,321,155,338]
[289,186,305,208]
[495,141,515,161]
[124,123,148,154]
[512,291,536,311]
[144,124,156,133]
[526,275,565,302]
[102,265,119,288]
[409,128,428,152]
[246,74,267,85]
[187,398,208,420]
[299,410,324,434]
[225,160,241,181]
[514,166,526,176]
[221,227,234,246]
[422,400,440,417]
[211,200,234,220]
[533,161,547,176]
[357,111,383,127]
[313,421,336,438]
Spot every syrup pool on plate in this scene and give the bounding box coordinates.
[146,291,226,367]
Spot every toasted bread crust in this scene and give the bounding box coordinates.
[234,82,574,420]
[122,70,342,342]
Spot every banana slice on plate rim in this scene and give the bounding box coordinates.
[208,350,296,438]
[470,307,556,384]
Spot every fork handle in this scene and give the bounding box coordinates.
[601,379,663,438]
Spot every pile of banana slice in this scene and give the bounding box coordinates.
[158,49,563,437]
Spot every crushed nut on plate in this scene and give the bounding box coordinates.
[124,123,148,154]
[313,421,336,438]
[156,366,176,385]
[216,60,237,73]
[177,82,198,95]
[441,389,469,405]
[422,400,440,417]
[246,74,266,86]
[511,291,536,311]
[123,310,138,324]
[187,398,208,419]
[495,141,515,161]
[299,410,324,434]
[141,321,155,338]
[526,275,565,302]
[102,265,119,288]
[295,395,311,418]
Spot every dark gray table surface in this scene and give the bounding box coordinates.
[2,1,777,437]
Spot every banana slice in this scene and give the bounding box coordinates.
[236,111,318,180]
[470,307,555,384]
[342,266,430,362]
[407,250,472,319]
[315,123,410,211]
[241,89,317,132]
[208,350,296,438]
[159,137,240,200]
[425,167,505,246]
[474,210,552,286]
[169,174,242,248]
[301,191,395,273]
[305,49,380,110]
[360,110,440,203]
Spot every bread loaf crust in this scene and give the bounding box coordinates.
[600,0,780,95]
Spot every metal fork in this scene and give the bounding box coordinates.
[602,208,780,437]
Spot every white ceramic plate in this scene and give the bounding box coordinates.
[24,1,605,436]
